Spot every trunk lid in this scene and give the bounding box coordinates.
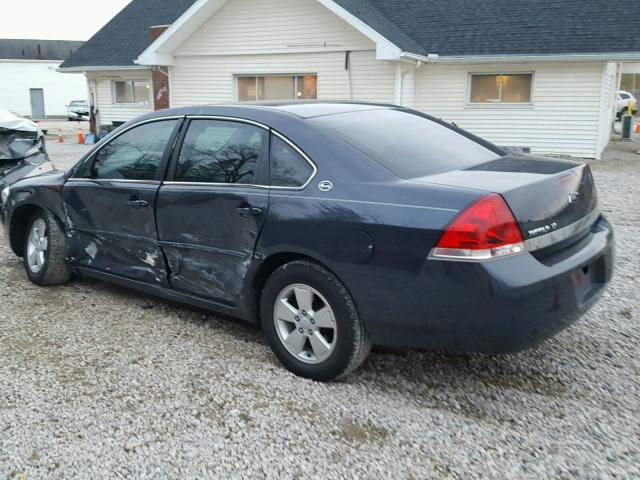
[413,154,598,247]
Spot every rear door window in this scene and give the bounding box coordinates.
[175,119,268,184]
[310,109,502,179]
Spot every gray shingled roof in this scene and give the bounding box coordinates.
[0,39,83,61]
[60,0,197,69]
[61,0,640,69]
[334,0,640,56]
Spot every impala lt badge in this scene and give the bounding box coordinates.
[528,222,559,237]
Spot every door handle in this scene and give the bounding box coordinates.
[237,206,263,217]
[127,198,149,209]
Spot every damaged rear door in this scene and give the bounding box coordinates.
[156,118,269,305]
[63,118,182,284]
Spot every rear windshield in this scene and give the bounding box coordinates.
[309,109,502,178]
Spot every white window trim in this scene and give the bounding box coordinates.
[466,71,535,108]
[111,79,152,106]
[234,74,318,102]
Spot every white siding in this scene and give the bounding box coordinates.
[170,0,392,107]
[597,62,617,158]
[176,0,374,57]
[415,62,606,158]
[87,69,154,127]
[171,51,395,106]
[0,60,87,117]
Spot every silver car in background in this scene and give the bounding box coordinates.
[66,100,89,121]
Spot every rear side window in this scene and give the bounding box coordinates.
[176,119,267,184]
[270,135,314,188]
[310,109,502,179]
[91,120,179,180]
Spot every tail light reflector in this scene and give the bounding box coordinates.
[430,193,525,261]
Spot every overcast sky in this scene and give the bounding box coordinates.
[2,0,133,41]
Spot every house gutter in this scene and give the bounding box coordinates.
[399,52,640,64]
[58,65,152,73]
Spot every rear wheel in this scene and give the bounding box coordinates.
[23,210,71,285]
[261,260,371,381]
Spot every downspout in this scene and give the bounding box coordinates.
[394,60,424,107]
[85,73,99,137]
[413,60,423,110]
[614,62,623,124]
[394,62,402,105]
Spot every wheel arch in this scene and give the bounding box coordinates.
[250,250,350,326]
[8,204,62,257]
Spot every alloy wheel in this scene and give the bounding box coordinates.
[26,218,48,274]
[273,283,337,364]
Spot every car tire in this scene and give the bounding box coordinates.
[261,260,371,381]
[22,209,72,286]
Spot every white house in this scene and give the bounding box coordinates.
[60,0,640,158]
[0,39,87,118]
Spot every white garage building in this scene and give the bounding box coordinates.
[0,39,87,118]
[61,0,640,159]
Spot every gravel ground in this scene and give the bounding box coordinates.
[0,140,638,479]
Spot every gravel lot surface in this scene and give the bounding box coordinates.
[0,140,638,479]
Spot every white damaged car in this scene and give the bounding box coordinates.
[0,108,54,203]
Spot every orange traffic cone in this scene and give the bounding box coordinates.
[58,129,64,143]
[635,120,640,134]
[77,126,84,144]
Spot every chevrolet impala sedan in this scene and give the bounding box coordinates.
[1,102,614,381]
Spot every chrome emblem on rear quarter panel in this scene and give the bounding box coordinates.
[318,181,333,192]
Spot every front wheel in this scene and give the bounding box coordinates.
[23,210,72,285]
[261,260,371,381]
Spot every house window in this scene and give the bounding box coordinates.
[621,74,640,98]
[469,73,533,104]
[113,80,151,105]
[237,75,317,102]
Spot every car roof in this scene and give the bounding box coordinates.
[243,101,392,118]
[147,101,395,122]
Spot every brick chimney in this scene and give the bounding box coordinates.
[149,25,170,111]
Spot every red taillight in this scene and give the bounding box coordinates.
[431,193,526,261]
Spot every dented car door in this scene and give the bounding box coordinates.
[156,118,269,305]
[63,119,182,285]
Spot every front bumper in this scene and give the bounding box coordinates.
[68,110,89,119]
[365,216,614,353]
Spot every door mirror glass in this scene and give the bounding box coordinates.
[91,120,179,180]
[175,119,267,184]
[270,135,314,188]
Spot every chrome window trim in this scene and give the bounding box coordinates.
[71,116,186,182]
[524,208,601,252]
[270,130,318,191]
[171,116,317,191]
[66,178,161,185]
[185,115,270,130]
[163,181,271,190]
[70,114,318,190]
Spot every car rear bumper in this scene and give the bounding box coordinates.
[364,215,614,353]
